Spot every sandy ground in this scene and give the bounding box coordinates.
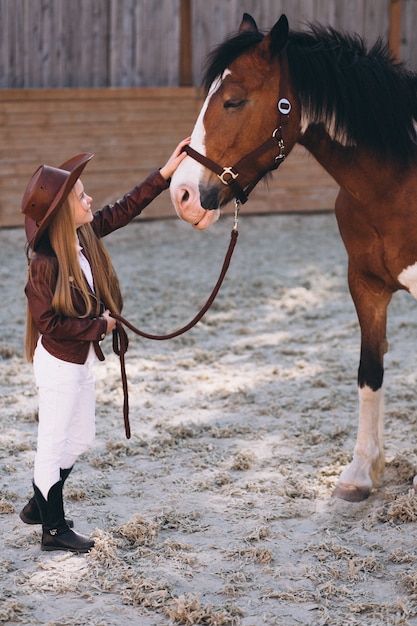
[1,211,417,625]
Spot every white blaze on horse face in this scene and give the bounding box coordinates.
[192,73,226,153]
[398,262,417,298]
[170,73,229,229]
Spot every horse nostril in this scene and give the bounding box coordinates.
[200,187,219,210]
[181,189,190,203]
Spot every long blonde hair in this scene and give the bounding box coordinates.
[25,187,122,361]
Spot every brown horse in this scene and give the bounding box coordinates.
[170,13,417,502]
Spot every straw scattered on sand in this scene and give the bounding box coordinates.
[1,212,417,625]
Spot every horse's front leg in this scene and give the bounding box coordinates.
[333,266,392,502]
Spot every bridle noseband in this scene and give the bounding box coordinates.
[183,51,292,206]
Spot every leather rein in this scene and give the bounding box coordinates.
[111,209,240,440]
[111,50,292,439]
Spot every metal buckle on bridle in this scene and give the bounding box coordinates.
[272,127,286,163]
[218,166,239,185]
[233,199,240,231]
[272,98,291,163]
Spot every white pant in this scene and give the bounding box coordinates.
[33,338,96,499]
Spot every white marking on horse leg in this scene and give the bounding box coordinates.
[334,385,385,501]
[398,262,417,298]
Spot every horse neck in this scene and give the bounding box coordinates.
[298,123,399,204]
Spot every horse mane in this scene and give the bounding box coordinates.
[287,25,417,163]
[203,24,417,165]
[203,31,264,91]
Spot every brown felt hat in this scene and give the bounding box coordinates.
[22,153,94,251]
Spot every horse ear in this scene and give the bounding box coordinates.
[239,13,259,34]
[269,14,289,53]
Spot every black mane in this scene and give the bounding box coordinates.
[203,31,264,91]
[203,25,417,164]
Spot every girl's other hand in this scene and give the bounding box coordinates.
[102,309,116,334]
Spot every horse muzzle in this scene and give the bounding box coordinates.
[170,158,221,229]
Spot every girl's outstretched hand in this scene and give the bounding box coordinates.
[160,137,191,180]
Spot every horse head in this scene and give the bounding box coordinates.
[170,14,301,229]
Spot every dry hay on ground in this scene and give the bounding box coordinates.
[1,214,417,625]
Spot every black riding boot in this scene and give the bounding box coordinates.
[33,481,94,553]
[20,467,74,527]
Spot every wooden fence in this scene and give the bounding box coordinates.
[1,0,416,226]
[0,87,338,227]
[0,87,199,225]
[1,0,416,89]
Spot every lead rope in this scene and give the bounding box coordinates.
[111,203,240,438]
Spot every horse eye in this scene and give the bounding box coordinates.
[224,99,246,110]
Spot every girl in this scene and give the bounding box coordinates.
[20,138,189,553]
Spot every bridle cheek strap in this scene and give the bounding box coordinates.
[183,50,291,205]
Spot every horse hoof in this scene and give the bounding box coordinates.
[332,483,370,502]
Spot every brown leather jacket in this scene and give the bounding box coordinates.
[25,169,169,364]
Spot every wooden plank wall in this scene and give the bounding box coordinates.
[0,87,338,227]
[1,0,416,90]
[4,0,416,226]
[0,0,181,88]
[0,87,198,226]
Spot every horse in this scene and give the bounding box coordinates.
[169,13,417,503]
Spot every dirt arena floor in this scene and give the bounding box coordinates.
[1,211,417,625]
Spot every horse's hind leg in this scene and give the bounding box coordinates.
[333,267,392,502]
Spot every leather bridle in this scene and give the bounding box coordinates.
[182,50,292,206]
